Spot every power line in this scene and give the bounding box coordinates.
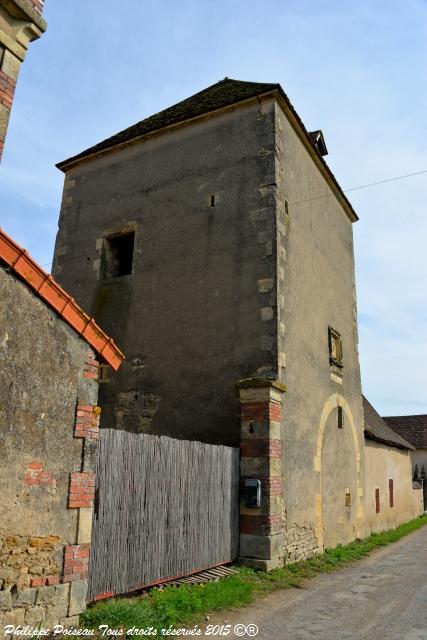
[38,167,427,268]
[292,169,427,206]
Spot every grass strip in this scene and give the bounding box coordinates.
[82,514,427,634]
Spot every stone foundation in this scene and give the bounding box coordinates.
[284,523,320,563]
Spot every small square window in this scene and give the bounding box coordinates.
[328,326,343,368]
[102,231,134,278]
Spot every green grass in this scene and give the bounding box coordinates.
[81,514,427,634]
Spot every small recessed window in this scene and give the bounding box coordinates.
[389,479,394,508]
[337,406,344,429]
[0,45,5,69]
[328,326,343,368]
[375,488,380,514]
[345,489,351,507]
[102,231,134,278]
[210,195,215,207]
[99,364,111,383]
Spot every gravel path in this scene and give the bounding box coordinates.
[211,526,427,640]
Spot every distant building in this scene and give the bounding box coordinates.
[0,0,46,161]
[363,397,423,531]
[383,413,427,510]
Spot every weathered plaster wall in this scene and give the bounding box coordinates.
[54,98,279,446]
[0,267,98,627]
[274,101,365,555]
[364,441,423,533]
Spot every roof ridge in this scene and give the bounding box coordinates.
[0,228,124,370]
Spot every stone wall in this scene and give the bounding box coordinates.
[0,266,99,628]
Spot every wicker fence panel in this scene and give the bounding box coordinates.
[88,429,240,601]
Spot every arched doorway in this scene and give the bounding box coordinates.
[314,394,363,549]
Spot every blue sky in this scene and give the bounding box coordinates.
[1,0,426,415]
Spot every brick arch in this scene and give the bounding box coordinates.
[313,393,364,549]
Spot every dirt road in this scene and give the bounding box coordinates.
[213,526,427,640]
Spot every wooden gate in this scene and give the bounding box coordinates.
[87,429,240,601]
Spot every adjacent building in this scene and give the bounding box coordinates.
[0,0,46,161]
[383,413,427,510]
[363,397,423,532]
[0,228,123,626]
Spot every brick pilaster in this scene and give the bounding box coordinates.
[68,472,96,508]
[237,377,286,571]
[74,404,101,439]
[83,349,100,380]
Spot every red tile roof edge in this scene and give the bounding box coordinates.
[0,228,125,371]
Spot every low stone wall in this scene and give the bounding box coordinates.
[284,523,320,563]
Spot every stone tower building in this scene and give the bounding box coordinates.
[0,0,46,161]
[53,79,366,560]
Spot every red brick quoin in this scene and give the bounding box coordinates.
[0,71,16,110]
[30,575,59,587]
[63,544,90,582]
[24,462,56,488]
[240,400,281,422]
[240,514,282,536]
[27,0,44,12]
[68,472,95,508]
[75,404,100,439]
[240,438,281,458]
[83,349,100,380]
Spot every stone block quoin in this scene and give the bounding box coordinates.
[63,544,90,582]
[68,472,95,508]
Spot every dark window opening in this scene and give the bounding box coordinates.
[0,46,5,69]
[103,232,134,278]
[328,326,343,368]
[210,195,215,207]
[99,364,111,382]
[389,479,394,507]
[337,406,344,429]
[375,488,380,514]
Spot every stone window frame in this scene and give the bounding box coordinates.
[328,326,343,369]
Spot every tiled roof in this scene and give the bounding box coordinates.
[56,78,358,222]
[0,228,124,370]
[383,414,427,450]
[363,396,414,450]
